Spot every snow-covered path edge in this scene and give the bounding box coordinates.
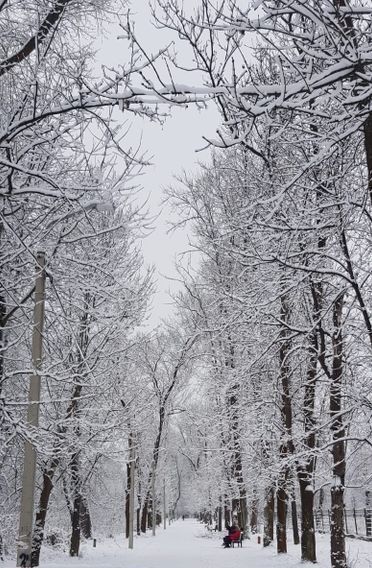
[3,519,372,567]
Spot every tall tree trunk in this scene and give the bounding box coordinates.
[137,477,141,536]
[141,473,155,533]
[125,460,131,539]
[250,488,259,534]
[276,483,287,553]
[79,497,92,540]
[70,494,82,557]
[232,494,247,533]
[298,472,316,561]
[330,295,346,568]
[68,292,91,556]
[218,498,223,531]
[277,292,294,554]
[297,299,319,562]
[141,500,148,533]
[69,494,81,556]
[290,491,300,546]
[263,486,274,547]
[136,506,141,536]
[31,458,59,567]
[69,453,82,557]
[229,382,247,533]
[224,498,231,527]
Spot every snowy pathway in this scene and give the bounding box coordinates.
[5,519,372,567]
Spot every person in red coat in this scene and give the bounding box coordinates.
[222,521,241,548]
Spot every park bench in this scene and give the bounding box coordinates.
[230,532,243,548]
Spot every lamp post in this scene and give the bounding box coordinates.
[17,252,46,567]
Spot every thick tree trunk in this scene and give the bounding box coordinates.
[298,474,316,562]
[291,496,300,546]
[141,499,148,533]
[276,292,294,554]
[69,451,85,557]
[68,292,91,557]
[276,485,287,553]
[141,406,166,533]
[66,461,92,555]
[250,496,258,534]
[232,495,247,534]
[297,316,318,562]
[79,497,92,540]
[330,295,346,568]
[69,493,82,557]
[218,500,223,531]
[263,486,274,547]
[68,458,82,557]
[330,487,345,568]
[31,459,59,567]
[148,507,152,530]
[224,500,231,527]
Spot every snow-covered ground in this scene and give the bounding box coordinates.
[4,519,372,567]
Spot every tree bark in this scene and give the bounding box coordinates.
[276,484,287,553]
[276,292,294,554]
[232,495,247,534]
[291,495,300,546]
[263,486,274,547]
[297,300,318,562]
[68,292,91,557]
[137,477,141,536]
[136,505,141,536]
[224,499,231,527]
[298,473,316,562]
[69,491,82,557]
[79,497,92,540]
[31,458,59,567]
[69,452,83,557]
[229,380,247,533]
[141,500,148,533]
[218,500,223,531]
[250,489,259,534]
[329,295,346,568]
[125,460,131,539]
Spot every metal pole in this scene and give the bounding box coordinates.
[152,467,156,536]
[128,435,135,549]
[163,479,166,530]
[17,252,46,567]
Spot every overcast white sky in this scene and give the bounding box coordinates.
[98,1,220,327]
[136,107,218,328]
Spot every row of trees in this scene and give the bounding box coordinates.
[0,0,198,564]
[152,2,372,568]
